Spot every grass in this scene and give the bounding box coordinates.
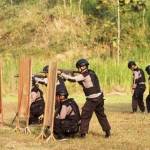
[1,55,150,94]
[0,0,150,94]
[1,93,150,150]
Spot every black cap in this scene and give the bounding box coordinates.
[41,65,49,73]
[145,65,150,75]
[76,59,89,68]
[128,61,136,69]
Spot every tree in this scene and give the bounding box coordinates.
[117,0,121,64]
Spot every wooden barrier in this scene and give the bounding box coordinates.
[37,61,57,141]
[15,58,32,134]
[0,63,3,126]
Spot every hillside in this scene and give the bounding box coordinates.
[0,0,150,93]
[0,0,150,56]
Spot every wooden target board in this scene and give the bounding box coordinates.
[16,58,31,130]
[37,61,57,141]
[0,63,3,125]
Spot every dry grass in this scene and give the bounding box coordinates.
[0,93,150,150]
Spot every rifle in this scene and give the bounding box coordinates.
[14,74,46,79]
[15,74,47,85]
[58,69,80,76]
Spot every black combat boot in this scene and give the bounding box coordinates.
[80,133,86,138]
[57,134,67,141]
[105,130,111,138]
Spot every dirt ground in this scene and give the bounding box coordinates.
[0,94,150,150]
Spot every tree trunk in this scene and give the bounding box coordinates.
[63,0,66,8]
[10,0,13,5]
[79,0,82,11]
[70,0,72,8]
[117,0,120,64]
[142,8,146,30]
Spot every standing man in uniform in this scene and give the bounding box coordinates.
[58,59,111,138]
[128,61,146,113]
[145,65,150,113]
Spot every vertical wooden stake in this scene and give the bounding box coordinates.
[0,63,3,126]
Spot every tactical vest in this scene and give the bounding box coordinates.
[78,70,101,97]
[30,86,45,117]
[59,98,80,122]
[133,68,146,85]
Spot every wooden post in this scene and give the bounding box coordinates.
[46,61,57,142]
[0,63,3,126]
[15,58,31,134]
[117,0,120,65]
[37,61,57,141]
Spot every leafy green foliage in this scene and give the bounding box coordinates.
[119,0,146,12]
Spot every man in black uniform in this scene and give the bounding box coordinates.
[145,65,150,113]
[33,65,68,114]
[128,61,146,112]
[29,78,45,124]
[58,59,111,138]
[54,89,80,140]
[34,65,68,96]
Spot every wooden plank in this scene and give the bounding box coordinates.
[17,58,31,120]
[36,61,57,140]
[43,61,57,128]
[20,58,31,119]
[0,63,3,125]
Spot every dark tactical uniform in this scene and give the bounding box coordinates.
[29,85,45,125]
[145,65,150,112]
[54,98,80,137]
[132,68,146,112]
[34,66,68,108]
[61,69,111,136]
[34,66,67,95]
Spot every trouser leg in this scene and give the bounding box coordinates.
[95,100,111,132]
[132,88,139,112]
[53,118,64,136]
[146,95,150,113]
[137,87,145,112]
[61,120,79,137]
[138,99,145,112]
[80,100,95,134]
[29,116,39,125]
[132,97,138,112]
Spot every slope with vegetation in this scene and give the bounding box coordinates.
[0,0,150,93]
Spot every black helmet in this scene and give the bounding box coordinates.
[56,89,68,98]
[76,59,89,68]
[145,65,150,75]
[128,61,136,69]
[41,65,49,73]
